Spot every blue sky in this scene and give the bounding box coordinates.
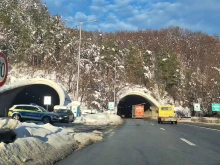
[41,0,220,35]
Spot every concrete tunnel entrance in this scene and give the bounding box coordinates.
[117,95,152,118]
[10,84,59,112]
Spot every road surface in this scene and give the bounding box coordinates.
[56,119,220,165]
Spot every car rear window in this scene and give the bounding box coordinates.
[161,107,172,110]
[57,109,69,113]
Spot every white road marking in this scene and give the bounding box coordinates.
[109,132,115,137]
[181,123,220,132]
[160,128,165,130]
[180,138,196,146]
[145,121,148,122]
[104,129,114,134]
[151,123,154,125]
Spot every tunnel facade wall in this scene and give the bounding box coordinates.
[0,88,24,116]
[0,78,71,116]
[116,87,161,116]
[118,91,160,108]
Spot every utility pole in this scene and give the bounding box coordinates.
[65,19,98,101]
[114,62,116,108]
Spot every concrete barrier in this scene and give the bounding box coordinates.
[201,117,220,123]
[191,117,220,123]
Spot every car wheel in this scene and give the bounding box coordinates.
[42,116,51,124]
[12,114,21,121]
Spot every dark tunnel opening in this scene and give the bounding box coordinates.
[11,84,60,112]
[117,95,151,118]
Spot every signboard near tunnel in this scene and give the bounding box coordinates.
[44,96,51,105]
[108,102,115,110]
[0,52,8,87]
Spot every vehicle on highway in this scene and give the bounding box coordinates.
[8,104,61,124]
[158,104,178,124]
[56,109,74,123]
[132,105,145,119]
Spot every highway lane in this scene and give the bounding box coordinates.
[56,119,220,165]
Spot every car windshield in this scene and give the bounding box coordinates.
[57,109,69,114]
[38,106,48,112]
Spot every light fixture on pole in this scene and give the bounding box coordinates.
[65,19,98,101]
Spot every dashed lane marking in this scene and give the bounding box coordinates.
[109,132,115,137]
[180,138,196,146]
[160,128,165,130]
[104,129,114,135]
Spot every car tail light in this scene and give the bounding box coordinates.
[9,109,13,113]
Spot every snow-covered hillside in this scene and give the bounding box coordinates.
[1,0,219,115]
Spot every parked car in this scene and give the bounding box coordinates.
[56,109,74,123]
[8,104,61,124]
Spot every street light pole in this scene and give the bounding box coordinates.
[113,62,116,107]
[76,22,82,101]
[65,19,98,101]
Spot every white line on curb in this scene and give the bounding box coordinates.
[160,128,165,130]
[180,138,196,146]
[181,123,220,132]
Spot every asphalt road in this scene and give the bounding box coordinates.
[56,119,220,165]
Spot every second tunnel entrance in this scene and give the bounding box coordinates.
[117,95,152,118]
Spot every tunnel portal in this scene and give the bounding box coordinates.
[117,95,152,118]
[0,84,60,114]
[11,84,60,111]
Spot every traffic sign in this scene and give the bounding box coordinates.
[193,103,200,111]
[108,102,115,110]
[0,52,8,87]
[44,96,51,105]
[212,103,220,111]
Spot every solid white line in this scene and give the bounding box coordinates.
[181,123,220,132]
[151,123,154,125]
[160,128,165,130]
[180,138,196,146]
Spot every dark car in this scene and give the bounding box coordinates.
[56,109,74,123]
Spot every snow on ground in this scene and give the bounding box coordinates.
[0,119,103,165]
[174,106,191,117]
[75,113,124,125]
